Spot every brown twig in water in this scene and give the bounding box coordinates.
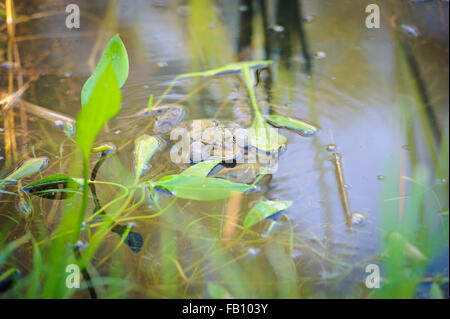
[332,153,351,224]
[221,192,242,245]
[3,0,17,162]
[14,31,97,42]
[11,27,28,155]
[1,73,39,112]
[20,100,75,127]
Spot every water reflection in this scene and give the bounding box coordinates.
[0,0,448,298]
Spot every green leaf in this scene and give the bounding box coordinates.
[181,160,221,177]
[76,62,122,161]
[430,282,444,299]
[207,283,233,299]
[243,200,293,228]
[22,174,81,200]
[133,135,162,178]
[138,60,272,114]
[91,143,116,155]
[249,114,287,152]
[152,174,253,201]
[81,34,129,107]
[0,268,20,289]
[177,60,272,80]
[1,157,49,184]
[264,114,317,136]
[387,232,427,264]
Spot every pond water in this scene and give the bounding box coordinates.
[0,0,448,298]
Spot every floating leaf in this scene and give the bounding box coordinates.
[243,200,293,228]
[133,61,271,116]
[91,143,117,155]
[151,174,253,201]
[22,174,81,200]
[249,115,287,152]
[177,60,272,79]
[81,34,129,107]
[264,114,317,136]
[133,135,162,178]
[238,64,287,152]
[181,160,221,177]
[207,283,233,299]
[0,157,49,185]
[76,62,122,161]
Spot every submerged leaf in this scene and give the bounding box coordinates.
[22,174,81,200]
[207,283,233,299]
[76,62,122,161]
[81,34,129,106]
[111,225,143,253]
[387,232,427,264]
[430,282,444,299]
[243,200,293,228]
[16,200,32,215]
[134,135,162,178]
[264,114,317,136]
[0,268,21,293]
[1,157,49,185]
[181,160,221,177]
[124,232,144,253]
[151,174,253,201]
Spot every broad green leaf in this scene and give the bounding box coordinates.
[181,160,221,177]
[22,174,81,200]
[76,62,122,161]
[264,114,317,136]
[249,114,287,152]
[207,283,233,299]
[243,200,293,228]
[133,135,162,177]
[0,157,49,185]
[81,34,129,106]
[152,174,253,201]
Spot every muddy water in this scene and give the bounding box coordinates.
[1,0,448,298]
